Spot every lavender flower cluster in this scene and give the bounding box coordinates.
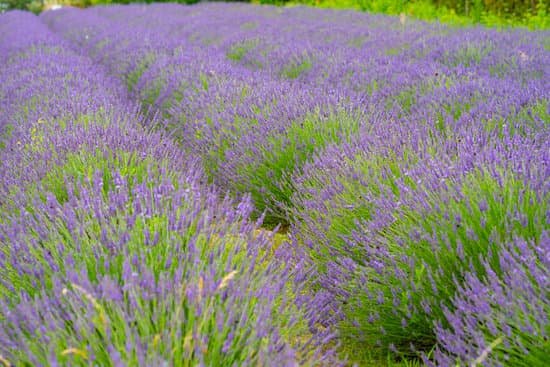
[1,3,549,366]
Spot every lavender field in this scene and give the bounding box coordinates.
[0,3,549,366]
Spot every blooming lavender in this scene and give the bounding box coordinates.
[41,4,549,229]
[0,169,339,366]
[338,160,548,357]
[1,3,549,366]
[0,10,340,366]
[433,234,550,367]
[0,11,196,216]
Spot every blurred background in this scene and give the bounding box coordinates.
[0,0,548,29]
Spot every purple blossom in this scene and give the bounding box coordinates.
[1,4,548,366]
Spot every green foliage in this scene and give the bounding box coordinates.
[126,52,157,94]
[3,0,547,29]
[227,40,257,62]
[281,56,313,79]
[0,0,200,14]
[226,39,265,69]
[41,149,169,204]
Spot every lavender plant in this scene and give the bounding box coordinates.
[340,164,548,358]
[433,234,550,367]
[290,119,548,363]
[0,13,194,217]
[290,122,433,279]
[0,170,339,366]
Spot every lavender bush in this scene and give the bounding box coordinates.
[1,168,338,366]
[339,162,548,357]
[291,103,547,363]
[433,234,549,367]
[0,11,195,216]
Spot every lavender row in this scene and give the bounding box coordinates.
[0,11,339,366]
